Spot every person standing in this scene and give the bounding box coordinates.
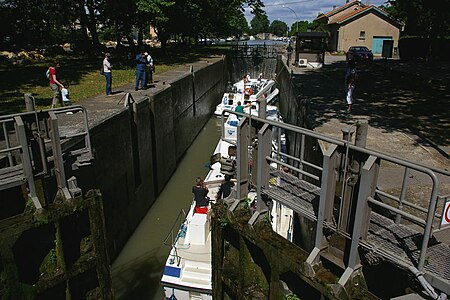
[235,101,245,114]
[103,53,112,96]
[135,50,147,91]
[216,175,235,200]
[344,60,357,112]
[346,70,356,112]
[145,52,154,86]
[49,61,64,108]
[286,43,293,66]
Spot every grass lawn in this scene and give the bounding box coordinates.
[0,46,229,115]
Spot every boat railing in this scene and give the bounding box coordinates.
[163,208,187,265]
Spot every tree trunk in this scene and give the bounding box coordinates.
[137,26,144,49]
[76,0,92,52]
[85,0,102,53]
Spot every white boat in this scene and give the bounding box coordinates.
[161,135,235,299]
[214,76,279,116]
[161,79,284,300]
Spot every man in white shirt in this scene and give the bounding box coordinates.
[103,53,112,96]
[145,52,154,86]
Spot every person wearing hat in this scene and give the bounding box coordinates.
[192,177,209,213]
[103,53,112,96]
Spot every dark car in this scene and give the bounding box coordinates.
[346,46,374,61]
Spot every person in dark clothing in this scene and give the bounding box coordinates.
[286,43,293,66]
[216,175,235,200]
[192,177,209,209]
[135,51,147,90]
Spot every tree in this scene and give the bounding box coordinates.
[289,20,311,35]
[387,0,450,38]
[250,11,269,35]
[309,15,328,32]
[0,0,264,52]
[269,20,288,37]
[387,0,450,59]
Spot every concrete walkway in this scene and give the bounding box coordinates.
[288,55,449,167]
[286,54,449,217]
[65,58,223,129]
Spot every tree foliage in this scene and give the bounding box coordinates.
[290,21,311,35]
[269,20,288,37]
[250,11,270,35]
[386,0,450,38]
[0,0,263,52]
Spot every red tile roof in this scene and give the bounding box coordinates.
[332,5,372,24]
[316,0,365,20]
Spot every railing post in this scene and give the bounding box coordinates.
[418,173,440,271]
[348,155,379,268]
[316,144,338,247]
[256,123,271,213]
[14,116,42,209]
[24,93,35,112]
[236,117,249,201]
[48,111,71,200]
[249,123,271,225]
[306,144,338,274]
[396,167,410,224]
[339,155,379,289]
[299,134,305,179]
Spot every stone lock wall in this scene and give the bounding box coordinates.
[78,58,228,260]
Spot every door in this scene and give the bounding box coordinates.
[372,36,392,54]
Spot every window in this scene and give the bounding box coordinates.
[359,31,366,40]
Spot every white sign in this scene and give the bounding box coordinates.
[441,200,450,227]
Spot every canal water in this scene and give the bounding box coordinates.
[111,117,222,299]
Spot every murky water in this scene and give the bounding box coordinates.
[111,117,222,300]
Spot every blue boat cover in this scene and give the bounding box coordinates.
[164,266,181,278]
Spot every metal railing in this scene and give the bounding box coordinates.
[0,105,93,206]
[223,109,450,283]
[163,209,187,266]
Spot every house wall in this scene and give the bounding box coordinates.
[337,13,400,52]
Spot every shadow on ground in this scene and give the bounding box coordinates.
[295,60,450,148]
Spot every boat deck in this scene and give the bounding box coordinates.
[262,168,450,292]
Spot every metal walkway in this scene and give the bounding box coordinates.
[265,168,450,287]
[222,110,450,296]
[0,106,93,208]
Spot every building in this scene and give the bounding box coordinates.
[316,0,402,55]
[295,32,327,68]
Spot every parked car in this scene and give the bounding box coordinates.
[346,46,374,61]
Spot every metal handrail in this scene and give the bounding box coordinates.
[266,156,320,182]
[276,151,323,172]
[376,189,442,219]
[163,209,187,247]
[225,109,450,177]
[224,109,448,272]
[162,209,187,267]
